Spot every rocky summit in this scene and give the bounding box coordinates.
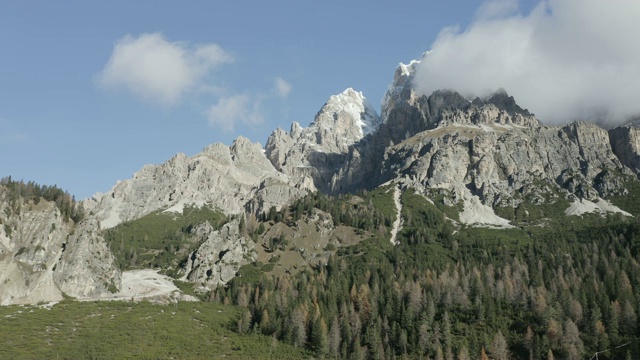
[3,58,640,305]
[265,88,380,192]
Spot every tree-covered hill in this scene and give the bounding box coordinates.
[214,188,640,359]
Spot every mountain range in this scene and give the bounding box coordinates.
[2,57,640,306]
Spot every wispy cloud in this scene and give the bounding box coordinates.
[413,0,640,124]
[273,77,292,98]
[98,33,233,105]
[206,94,264,133]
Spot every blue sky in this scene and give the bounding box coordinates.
[0,0,606,199]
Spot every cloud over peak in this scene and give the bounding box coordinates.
[274,77,292,98]
[413,0,640,124]
[98,33,233,105]
[207,94,264,133]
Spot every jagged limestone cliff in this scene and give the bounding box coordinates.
[85,137,313,230]
[0,188,120,305]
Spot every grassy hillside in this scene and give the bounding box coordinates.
[0,300,310,359]
[104,206,226,271]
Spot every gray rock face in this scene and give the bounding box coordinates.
[181,219,256,289]
[265,88,380,192]
[381,121,629,207]
[52,218,121,299]
[0,191,121,305]
[610,125,640,174]
[328,60,635,219]
[85,136,311,230]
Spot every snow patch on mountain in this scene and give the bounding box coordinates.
[265,88,380,192]
[381,59,420,115]
[321,88,381,136]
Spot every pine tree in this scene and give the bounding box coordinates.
[491,330,509,360]
[457,344,470,360]
[547,348,554,360]
[260,309,270,334]
[435,344,444,360]
[524,326,534,360]
[563,319,584,360]
[291,307,307,347]
[480,347,489,360]
[328,316,341,358]
[309,313,328,354]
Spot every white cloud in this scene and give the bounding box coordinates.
[207,94,264,132]
[413,0,640,124]
[99,33,233,105]
[273,77,292,98]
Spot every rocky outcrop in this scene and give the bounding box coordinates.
[0,191,121,305]
[610,125,640,174]
[265,88,380,192]
[181,219,255,289]
[0,198,69,305]
[85,137,311,230]
[52,218,121,299]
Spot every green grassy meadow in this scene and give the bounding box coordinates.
[0,300,310,359]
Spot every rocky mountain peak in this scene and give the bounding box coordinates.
[483,89,532,117]
[431,89,541,129]
[314,88,381,138]
[265,88,380,192]
[381,59,420,120]
[381,55,539,133]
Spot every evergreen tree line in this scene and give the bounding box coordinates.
[215,191,640,359]
[262,190,395,234]
[0,176,84,223]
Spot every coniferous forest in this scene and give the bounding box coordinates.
[0,176,84,223]
[215,188,640,360]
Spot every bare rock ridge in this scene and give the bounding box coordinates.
[85,136,312,230]
[380,121,629,208]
